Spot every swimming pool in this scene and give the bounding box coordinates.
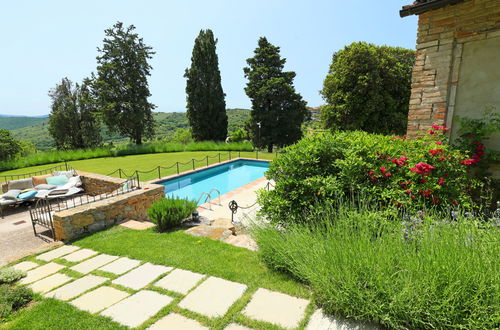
[157,159,270,204]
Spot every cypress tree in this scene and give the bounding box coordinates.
[185,29,228,141]
[244,37,307,152]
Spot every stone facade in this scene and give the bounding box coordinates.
[52,182,164,241]
[406,0,500,138]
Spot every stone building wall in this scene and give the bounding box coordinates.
[407,0,500,139]
[52,182,164,241]
[78,171,127,195]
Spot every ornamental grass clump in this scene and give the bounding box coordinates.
[147,197,197,232]
[259,128,482,224]
[252,204,500,329]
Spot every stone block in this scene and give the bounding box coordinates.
[154,268,205,294]
[112,262,172,290]
[62,248,98,262]
[70,254,119,274]
[101,290,173,328]
[178,276,247,318]
[71,214,94,227]
[306,309,379,330]
[148,313,208,330]
[225,324,253,330]
[71,286,129,313]
[45,274,107,301]
[242,288,309,329]
[37,245,80,261]
[20,262,66,285]
[29,273,73,293]
[98,257,141,275]
[11,261,39,272]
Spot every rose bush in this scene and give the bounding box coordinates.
[259,128,480,223]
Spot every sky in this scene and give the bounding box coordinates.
[0,0,417,116]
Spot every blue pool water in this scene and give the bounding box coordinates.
[157,159,269,204]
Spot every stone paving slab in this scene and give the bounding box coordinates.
[119,220,155,230]
[154,268,205,294]
[70,254,119,274]
[306,309,378,330]
[45,274,107,301]
[98,257,141,275]
[71,286,129,314]
[19,262,66,284]
[148,313,208,330]
[178,276,247,318]
[225,324,253,330]
[112,262,172,290]
[11,261,39,272]
[29,273,73,293]
[37,245,80,261]
[242,288,309,329]
[61,248,98,262]
[101,290,173,328]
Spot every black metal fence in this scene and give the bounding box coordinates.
[105,150,271,182]
[0,163,71,183]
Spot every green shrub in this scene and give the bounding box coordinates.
[259,130,479,223]
[148,197,197,232]
[252,204,500,329]
[0,285,33,319]
[0,267,26,284]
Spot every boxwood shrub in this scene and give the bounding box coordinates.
[259,129,479,223]
[147,197,197,232]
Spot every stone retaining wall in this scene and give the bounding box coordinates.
[78,171,126,195]
[52,182,164,241]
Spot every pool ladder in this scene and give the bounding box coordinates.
[196,188,222,210]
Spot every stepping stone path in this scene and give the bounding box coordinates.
[112,262,172,290]
[45,274,107,301]
[61,248,98,262]
[98,256,141,275]
[242,288,309,329]
[178,276,247,318]
[154,268,205,294]
[101,290,173,328]
[71,286,129,313]
[37,245,80,261]
[29,273,72,293]
[70,254,119,274]
[149,313,208,330]
[15,245,377,329]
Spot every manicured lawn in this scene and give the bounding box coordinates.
[0,151,275,182]
[2,227,311,329]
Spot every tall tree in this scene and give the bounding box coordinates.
[320,42,415,134]
[185,29,227,141]
[48,78,102,150]
[244,37,307,152]
[0,129,22,161]
[94,22,155,145]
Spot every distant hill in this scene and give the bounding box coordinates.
[6,109,251,150]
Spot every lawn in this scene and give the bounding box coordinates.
[0,151,276,182]
[2,228,311,329]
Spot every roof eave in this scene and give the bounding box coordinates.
[400,0,466,17]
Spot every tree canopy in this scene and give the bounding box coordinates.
[320,42,415,135]
[48,78,102,150]
[0,129,22,161]
[185,29,227,141]
[94,22,156,145]
[244,37,308,152]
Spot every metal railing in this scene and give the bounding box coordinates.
[105,150,272,182]
[0,163,72,182]
[196,188,222,210]
[228,181,274,222]
[29,175,139,240]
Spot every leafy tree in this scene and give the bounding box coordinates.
[170,128,193,144]
[320,42,415,135]
[48,78,102,150]
[0,129,22,161]
[229,127,248,142]
[94,22,156,145]
[244,37,308,152]
[185,29,227,141]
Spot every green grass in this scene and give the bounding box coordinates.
[253,204,500,329]
[3,227,309,329]
[0,151,275,182]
